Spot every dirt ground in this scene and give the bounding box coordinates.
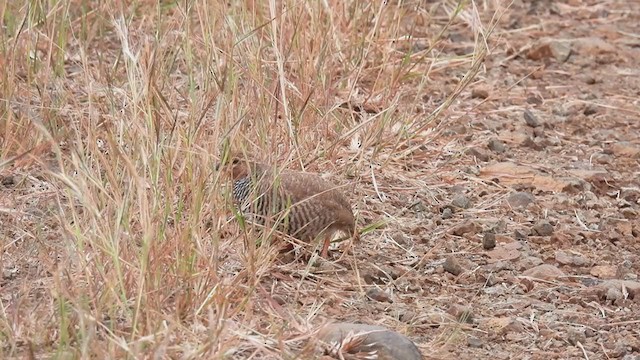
[1,0,640,359]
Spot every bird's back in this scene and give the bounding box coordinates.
[232,162,355,241]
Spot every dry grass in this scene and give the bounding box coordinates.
[0,0,508,358]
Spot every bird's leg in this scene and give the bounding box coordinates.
[320,236,331,258]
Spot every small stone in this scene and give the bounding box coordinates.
[508,192,535,208]
[527,40,572,62]
[443,256,464,276]
[621,208,637,220]
[367,288,393,303]
[620,188,640,202]
[567,328,587,346]
[442,207,453,219]
[317,322,423,360]
[471,87,490,99]
[399,310,417,323]
[446,304,474,323]
[532,126,545,138]
[526,95,543,105]
[583,104,598,116]
[523,109,541,127]
[548,40,572,62]
[607,142,640,158]
[606,286,623,301]
[488,139,506,153]
[463,166,480,176]
[482,232,497,250]
[523,264,566,280]
[390,232,409,246]
[484,317,524,334]
[451,221,479,236]
[0,175,15,187]
[514,229,529,241]
[592,153,613,165]
[451,194,472,209]
[272,295,287,306]
[531,220,554,236]
[466,147,490,162]
[518,256,544,271]
[590,265,617,279]
[555,250,590,267]
[467,336,484,348]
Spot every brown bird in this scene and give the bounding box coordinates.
[219,157,358,257]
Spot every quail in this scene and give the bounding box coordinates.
[220,158,358,257]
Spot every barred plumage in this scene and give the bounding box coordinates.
[221,158,358,257]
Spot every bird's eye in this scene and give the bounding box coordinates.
[232,158,240,165]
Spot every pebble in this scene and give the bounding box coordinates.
[447,304,474,323]
[531,220,554,236]
[583,104,598,116]
[508,191,535,208]
[523,264,566,280]
[471,87,490,99]
[366,288,393,303]
[451,194,472,209]
[442,207,453,219]
[523,109,541,127]
[451,221,479,236]
[488,139,506,153]
[443,256,464,276]
[482,231,497,250]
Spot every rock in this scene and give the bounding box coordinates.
[482,232,497,250]
[531,220,554,236]
[606,286,624,301]
[548,41,572,62]
[620,188,640,202]
[572,37,617,55]
[592,153,613,165]
[471,86,490,99]
[590,265,617,279]
[567,328,587,346]
[443,256,464,276]
[451,194,472,209]
[527,39,572,62]
[483,317,524,335]
[390,231,409,246]
[555,250,591,267]
[508,192,535,208]
[607,142,640,158]
[366,288,393,303]
[488,139,506,153]
[466,147,490,162]
[442,207,453,219]
[486,242,522,263]
[0,175,15,187]
[451,221,479,236]
[523,264,566,280]
[399,310,417,323]
[523,109,541,127]
[517,256,544,271]
[595,280,640,300]
[467,336,484,348]
[514,229,529,241]
[447,304,474,323]
[317,322,423,360]
[583,104,598,116]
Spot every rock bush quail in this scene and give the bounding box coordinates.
[220,157,358,257]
